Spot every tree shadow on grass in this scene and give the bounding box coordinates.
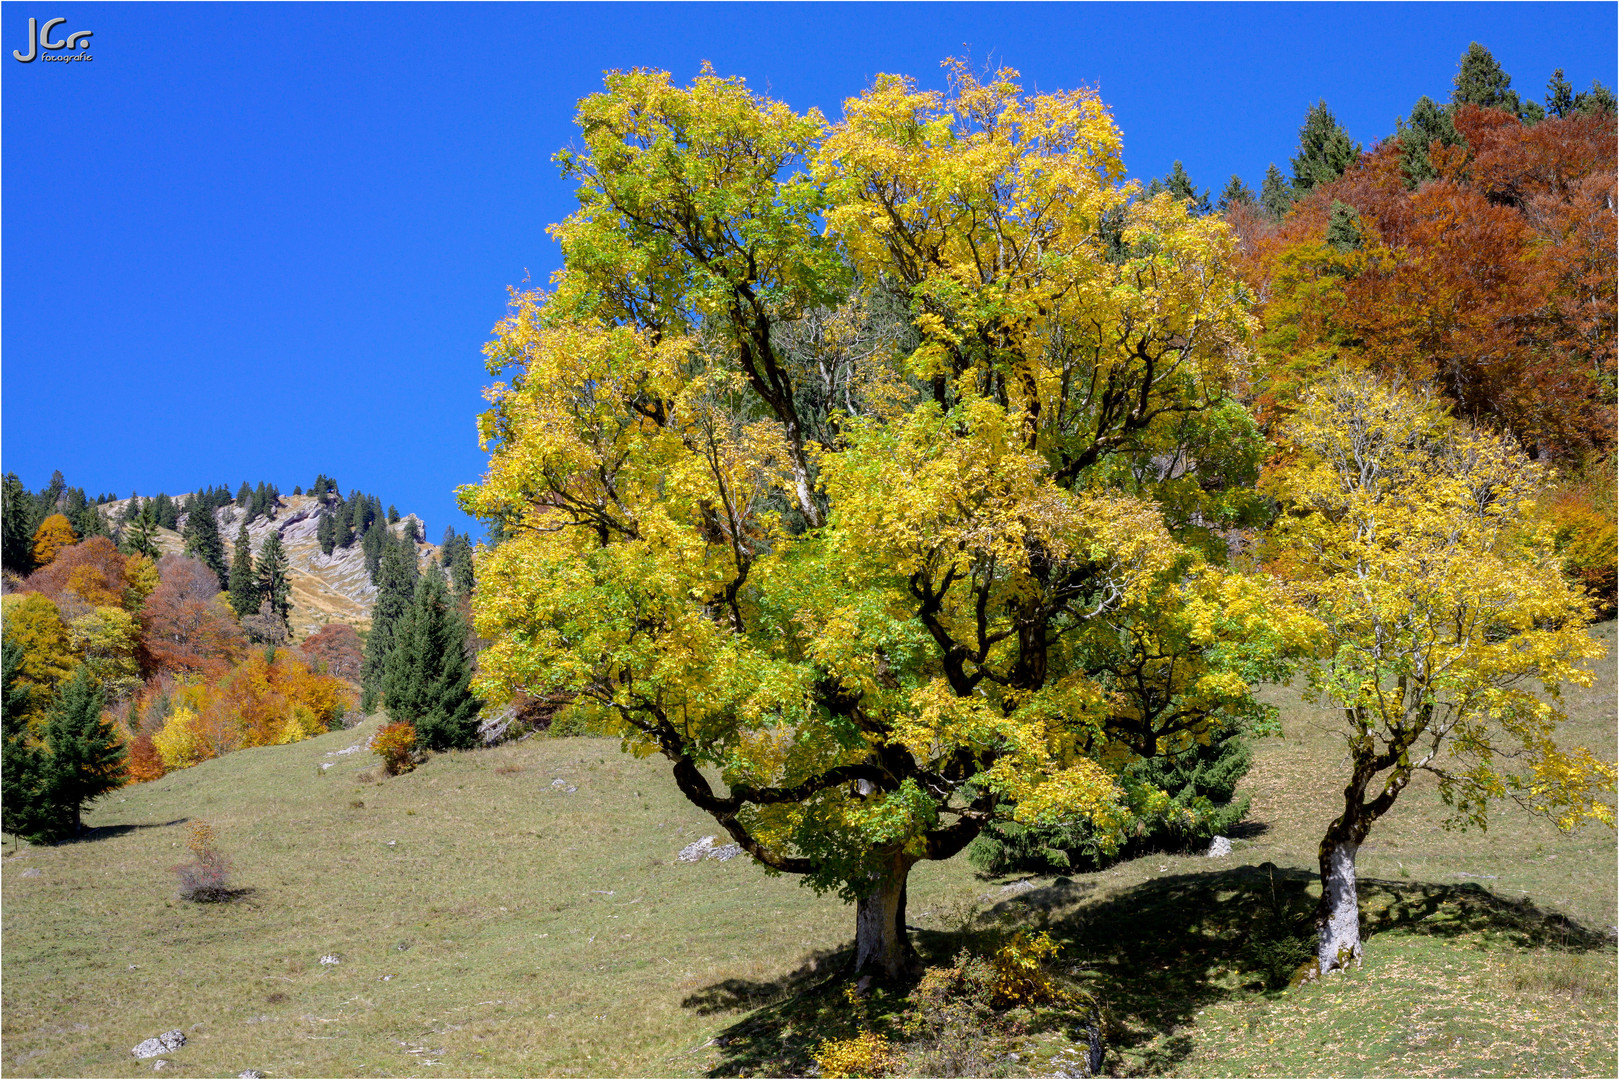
[66,818,190,844]
[685,864,1608,1078]
[1051,863,1611,1076]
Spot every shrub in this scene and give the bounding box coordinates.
[152,706,204,770]
[125,731,166,783]
[813,1031,893,1079]
[371,721,417,776]
[175,821,233,902]
[989,930,1066,1006]
[969,733,1252,875]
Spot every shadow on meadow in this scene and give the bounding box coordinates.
[688,863,1609,1077]
[62,818,191,844]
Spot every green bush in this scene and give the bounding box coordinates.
[969,734,1252,875]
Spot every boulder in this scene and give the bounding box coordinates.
[677,836,744,862]
[132,1031,185,1059]
[1206,835,1232,858]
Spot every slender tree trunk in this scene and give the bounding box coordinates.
[853,852,918,980]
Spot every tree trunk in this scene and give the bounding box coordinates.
[853,852,918,980]
[1315,835,1362,974]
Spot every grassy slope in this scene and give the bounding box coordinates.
[2,627,1614,1078]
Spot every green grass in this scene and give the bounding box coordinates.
[3,624,1615,1077]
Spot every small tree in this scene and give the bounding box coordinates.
[361,532,419,710]
[31,514,77,568]
[1259,162,1292,220]
[383,572,480,751]
[1268,374,1615,976]
[181,500,228,589]
[39,666,127,837]
[1290,101,1361,195]
[255,532,292,626]
[1,641,55,839]
[227,525,258,617]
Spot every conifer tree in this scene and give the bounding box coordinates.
[3,472,38,574]
[316,511,336,557]
[1573,79,1617,117]
[40,666,125,836]
[1324,200,1364,252]
[182,500,228,589]
[334,509,354,550]
[1,641,54,840]
[256,532,292,626]
[1291,101,1361,195]
[1160,160,1210,214]
[1260,163,1292,220]
[236,482,252,508]
[1216,174,1255,213]
[1546,69,1575,118]
[1451,42,1520,114]
[228,524,258,617]
[383,572,480,750]
[152,493,179,530]
[361,533,419,711]
[387,505,400,525]
[1396,95,1464,188]
[362,522,386,582]
[122,503,160,559]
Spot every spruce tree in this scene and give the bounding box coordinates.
[3,472,38,574]
[1217,175,1256,214]
[1451,42,1519,114]
[40,666,125,836]
[362,522,386,582]
[236,482,252,508]
[152,493,179,530]
[383,572,480,750]
[387,504,400,525]
[1161,160,1210,214]
[1396,95,1464,188]
[1546,69,1575,118]
[1259,163,1292,221]
[317,511,336,557]
[122,508,160,559]
[182,501,228,589]
[1325,200,1364,252]
[1,641,55,840]
[256,532,293,625]
[334,509,354,550]
[361,533,419,711]
[1291,101,1361,195]
[228,524,258,617]
[1573,79,1617,117]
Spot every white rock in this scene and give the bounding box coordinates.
[132,1031,185,1058]
[1206,835,1232,858]
[319,954,340,965]
[678,836,718,862]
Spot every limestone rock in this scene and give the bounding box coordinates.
[1206,835,1232,858]
[132,1031,185,1059]
[677,836,744,862]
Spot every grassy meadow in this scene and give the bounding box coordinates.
[3,625,1615,1078]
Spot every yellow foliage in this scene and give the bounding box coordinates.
[153,707,204,770]
[67,605,142,701]
[813,1030,893,1079]
[123,553,161,609]
[2,593,79,728]
[990,930,1066,1006]
[30,514,77,567]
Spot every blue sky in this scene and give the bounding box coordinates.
[4,2,1614,540]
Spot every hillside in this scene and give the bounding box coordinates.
[2,625,1613,1078]
[109,494,438,641]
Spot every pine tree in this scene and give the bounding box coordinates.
[387,504,400,525]
[1161,160,1210,214]
[122,508,160,559]
[1546,69,1575,118]
[1396,95,1464,188]
[182,501,228,590]
[228,524,258,617]
[236,482,252,508]
[1259,163,1292,221]
[40,666,125,836]
[3,472,38,574]
[1291,101,1361,195]
[152,493,179,530]
[361,533,419,711]
[383,572,480,750]
[1451,42,1520,114]
[1,640,56,840]
[1217,174,1256,214]
[256,532,292,625]
[450,538,476,598]
[334,509,354,550]
[1573,79,1617,117]
[316,511,336,557]
[362,522,386,582]
[1325,200,1364,252]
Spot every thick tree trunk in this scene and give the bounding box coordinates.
[853,852,918,980]
[1315,837,1362,973]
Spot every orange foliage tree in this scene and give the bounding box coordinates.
[140,554,246,675]
[299,623,363,683]
[160,651,356,764]
[24,537,129,611]
[1235,108,1616,460]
